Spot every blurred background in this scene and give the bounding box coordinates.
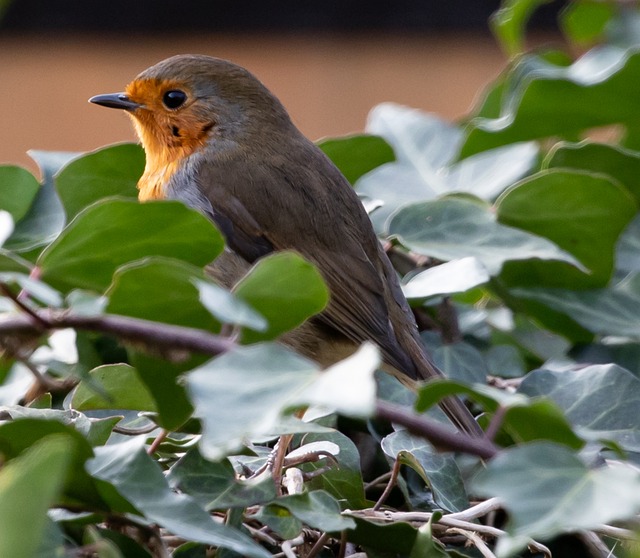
[0,1,558,172]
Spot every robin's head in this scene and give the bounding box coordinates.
[90,54,293,198]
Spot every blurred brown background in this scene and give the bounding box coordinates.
[3,33,506,173]
[2,0,561,174]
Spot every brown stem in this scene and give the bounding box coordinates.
[0,309,235,357]
[375,400,498,459]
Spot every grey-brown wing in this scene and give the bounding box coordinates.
[193,146,415,374]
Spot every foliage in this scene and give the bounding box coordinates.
[2,1,640,556]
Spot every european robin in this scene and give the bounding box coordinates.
[90,54,482,437]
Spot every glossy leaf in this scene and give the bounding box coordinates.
[389,197,579,275]
[463,47,640,156]
[107,258,219,329]
[55,143,144,219]
[273,490,355,532]
[233,251,329,343]
[299,430,366,508]
[512,278,640,338]
[490,0,553,56]
[168,449,276,510]
[87,436,270,558]
[71,364,157,412]
[519,364,640,451]
[6,163,65,252]
[0,435,72,558]
[472,442,640,556]
[0,165,39,221]
[545,141,640,204]
[497,169,636,288]
[186,343,319,460]
[381,430,468,513]
[38,199,224,292]
[317,134,395,184]
[402,257,490,300]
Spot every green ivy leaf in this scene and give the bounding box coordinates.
[71,364,157,413]
[389,197,580,275]
[233,251,329,343]
[0,166,39,222]
[87,436,270,558]
[273,490,355,532]
[38,199,224,292]
[55,143,144,219]
[317,134,395,184]
[186,343,319,460]
[497,169,636,288]
[472,441,640,556]
[169,448,276,511]
[519,363,640,451]
[0,435,73,558]
[381,430,469,513]
[490,0,553,56]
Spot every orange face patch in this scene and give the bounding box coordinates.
[125,78,214,201]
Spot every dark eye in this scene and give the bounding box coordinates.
[163,90,187,109]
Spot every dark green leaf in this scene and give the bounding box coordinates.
[497,169,636,288]
[381,430,469,513]
[347,516,417,554]
[0,418,104,507]
[38,199,224,292]
[0,435,73,558]
[252,505,302,540]
[107,258,219,330]
[71,364,157,412]
[299,430,366,508]
[233,252,329,343]
[55,143,144,219]
[0,166,39,221]
[472,442,640,555]
[389,197,579,275]
[545,141,640,205]
[87,437,270,557]
[432,341,489,384]
[274,490,355,532]
[462,47,640,156]
[168,448,276,510]
[512,278,640,338]
[519,364,640,451]
[6,167,65,252]
[317,134,395,184]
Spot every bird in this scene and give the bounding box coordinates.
[89,54,482,438]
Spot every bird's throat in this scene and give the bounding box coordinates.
[131,115,205,201]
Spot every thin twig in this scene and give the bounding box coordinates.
[447,527,496,558]
[375,400,498,459]
[14,354,62,393]
[594,524,639,541]
[447,498,503,523]
[364,471,392,491]
[147,429,168,456]
[485,406,508,442]
[0,282,50,329]
[0,309,235,357]
[306,532,330,558]
[373,458,401,511]
[281,535,304,558]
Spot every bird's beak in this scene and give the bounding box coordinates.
[89,92,143,111]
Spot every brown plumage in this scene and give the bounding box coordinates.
[90,54,483,437]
